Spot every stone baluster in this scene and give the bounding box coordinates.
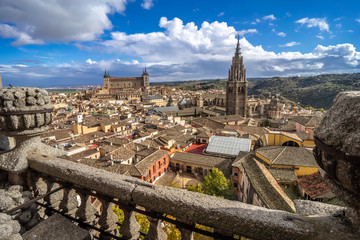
[144,215,167,240]
[177,218,194,240]
[59,188,78,217]
[119,207,140,240]
[44,182,63,209]
[75,191,97,224]
[98,199,119,239]
[179,227,193,240]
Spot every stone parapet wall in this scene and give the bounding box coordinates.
[27,151,359,240]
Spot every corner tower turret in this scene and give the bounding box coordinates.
[142,68,150,87]
[104,70,110,88]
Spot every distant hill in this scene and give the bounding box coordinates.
[248,73,360,109]
[156,73,360,109]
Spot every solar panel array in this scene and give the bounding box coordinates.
[206,136,251,156]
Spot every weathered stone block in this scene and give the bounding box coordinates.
[22,214,91,240]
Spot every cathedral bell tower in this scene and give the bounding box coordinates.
[226,35,248,117]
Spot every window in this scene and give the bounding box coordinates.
[158,161,161,168]
[163,158,166,165]
[234,172,238,177]
[153,166,155,172]
[234,182,238,188]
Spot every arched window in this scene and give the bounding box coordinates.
[282,141,300,147]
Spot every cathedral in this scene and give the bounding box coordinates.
[103,68,149,94]
[225,36,282,119]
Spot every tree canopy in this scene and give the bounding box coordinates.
[188,168,234,199]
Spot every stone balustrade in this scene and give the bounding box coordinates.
[26,151,359,240]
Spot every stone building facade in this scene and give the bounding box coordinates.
[103,68,149,95]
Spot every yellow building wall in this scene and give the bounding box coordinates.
[100,123,112,132]
[256,152,318,176]
[71,124,82,134]
[82,126,101,135]
[266,133,303,147]
[294,166,318,176]
[303,140,315,148]
[255,152,271,165]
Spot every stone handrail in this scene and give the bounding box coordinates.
[27,151,358,240]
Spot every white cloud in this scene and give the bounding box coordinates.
[296,18,330,32]
[0,24,44,46]
[263,14,276,21]
[356,18,360,23]
[316,35,324,40]
[0,0,129,45]
[141,0,154,10]
[279,42,300,47]
[2,16,360,85]
[238,29,258,36]
[86,59,97,65]
[336,23,342,29]
[277,32,286,37]
[95,17,360,80]
[334,17,342,21]
[217,12,225,17]
[250,18,261,25]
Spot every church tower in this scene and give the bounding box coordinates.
[226,35,248,117]
[142,68,149,87]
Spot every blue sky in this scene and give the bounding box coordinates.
[0,0,360,87]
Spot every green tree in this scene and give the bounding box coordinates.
[188,168,234,199]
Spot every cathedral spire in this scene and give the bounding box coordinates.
[235,34,241,58]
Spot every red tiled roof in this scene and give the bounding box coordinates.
[185,144,207,155]
[297,172,331,198]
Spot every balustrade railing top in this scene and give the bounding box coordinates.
[27,151,358,240]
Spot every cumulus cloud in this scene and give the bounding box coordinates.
[295,17,330,32]
[86,59,97,65]
[2,17,360,85]
[356,18,360,23]
[279,42,300,47]
[263,14,276,21]
[0,24,44,46]
[277,32,286,37]
[141,0,154,10]
[0,0,128,45]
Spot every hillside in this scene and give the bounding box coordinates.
[157,73,360,109]
[248,73,360,109]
